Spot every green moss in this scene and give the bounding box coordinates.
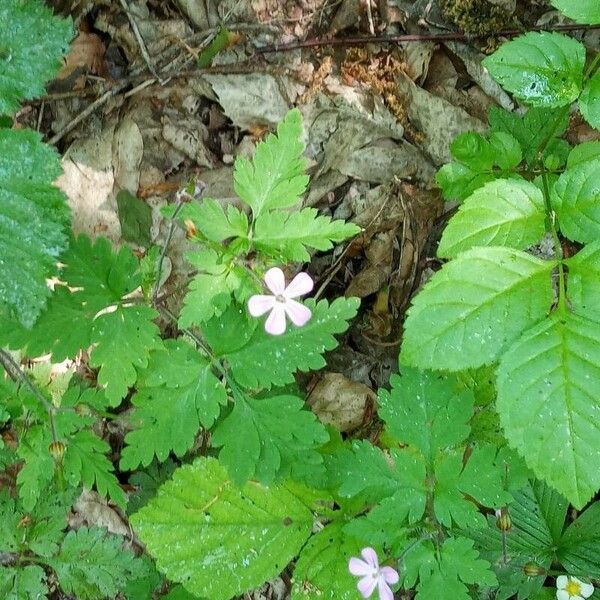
[440,0,512,35]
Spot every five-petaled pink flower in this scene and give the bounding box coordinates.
[247,267,313,335]
[349,547,399,600]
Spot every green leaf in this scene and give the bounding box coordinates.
[0,0,72,115]
[63,429,126,508]
[175,198,249,242]
[436,162,496,202]
[0,130,70,326]
[402,537,496,600]
[379,368,473,460]
[567,141,600,168]
[120,356,227,470]
[551,0,600,24]
[497,311,600,508]
[400,247,555,371]
[579,71,600,130]
[566,241,600,317]
[178,249,234,327]
[437,179,546,258]
[234,108,308,217]
[253,207,360,262]
[62,235,141,311]
[558,501,600,578]
[116,190,153,246]
[225,297,359,388]
[131,457,315,600]
[212,393,328,485]
[90,305,162,405]
[434,448,512,529]
[331,441,428,523]
[551,158,600,243]
[291,521,363,600]
[489,105,570,166]
[127,458,177,514]
[471,480,566,600]
[48,527,145,600]
[121,340,227,470]
[482,32,585,108]
[0,566,47,600]
[16,425,54,511]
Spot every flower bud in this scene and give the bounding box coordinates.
[48,441,65,460]
[495,508,512,532]
[523,562,546,577]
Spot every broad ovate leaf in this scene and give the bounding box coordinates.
[497,311,600,508]
[234,109,308,217]
[0,0,72,115]
[437,179,546,258]
[400,247,555,370]
[482,32,585,108]
[566,241,600,317]
[558,501,600,578]
[131,458,315,600]
[551,158,600,243]
[0,130,70,326]
[579,71,600,130]
[551,0,600,24]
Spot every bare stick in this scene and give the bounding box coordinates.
[256,23,600,53]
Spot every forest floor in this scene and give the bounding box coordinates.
[23,0,600,597]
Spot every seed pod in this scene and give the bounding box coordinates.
[48,441,65,460]
[523,562,546,577]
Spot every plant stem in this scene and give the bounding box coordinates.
[153,201,185,303]
[540,170,567,314]
[0,349,59,443]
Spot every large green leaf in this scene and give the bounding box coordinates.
[400,247,555,370]
[131,458,315,600]
[552,158,600,243]
[438,179,546,258]
[225,297,359,388]
[0,566,47,600]
[497,312,600,508]
[234,109,308,217]
[0,0,72,115]
[482,32,585,108]
[291,522,363,600]
[0,130,70,326]
[558,501,600,578]
[551,0,600,24]
[566,241,600,318]
[579,71,600,131]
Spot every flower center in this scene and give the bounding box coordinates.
[275,294,286,303]
[565,580,582,597]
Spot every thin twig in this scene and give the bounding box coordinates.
[47,83,127,145]
[118,0,164,83]
[256,23,600,53]
[0,349,59,442]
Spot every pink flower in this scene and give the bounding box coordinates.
[247,267,313,335]
[349,547,399,600]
